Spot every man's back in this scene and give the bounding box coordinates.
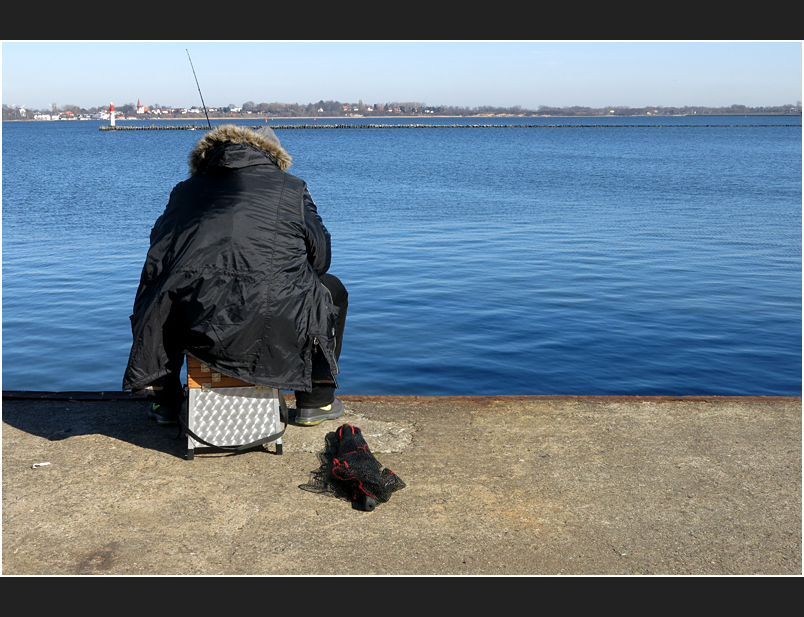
[124,125,339,396]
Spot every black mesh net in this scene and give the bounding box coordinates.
[299,424,406,510]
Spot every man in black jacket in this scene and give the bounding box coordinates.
[123,124,347,427]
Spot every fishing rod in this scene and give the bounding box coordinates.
[186,49,212,129]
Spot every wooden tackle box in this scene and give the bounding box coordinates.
[184,356,285,460]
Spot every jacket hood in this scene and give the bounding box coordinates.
[188,124,292,175]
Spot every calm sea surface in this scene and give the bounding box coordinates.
[2,116,801,395]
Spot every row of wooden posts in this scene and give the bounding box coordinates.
[99,123,798,131]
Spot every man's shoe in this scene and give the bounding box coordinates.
[295,398,344,426]
[148,403,179,426]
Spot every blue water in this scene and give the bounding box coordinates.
[2,116,801,395]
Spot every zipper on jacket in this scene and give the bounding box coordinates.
[312,336,339,387]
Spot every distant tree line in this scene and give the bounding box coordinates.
[532,103,803,117]
[4,100,802,121]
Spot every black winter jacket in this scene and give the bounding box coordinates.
[122,125,339,392]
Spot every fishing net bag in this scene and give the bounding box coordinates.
[300,423,405,510]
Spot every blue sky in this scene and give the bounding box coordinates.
[2,41,801,111]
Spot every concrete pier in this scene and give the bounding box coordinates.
[2,393,800,575]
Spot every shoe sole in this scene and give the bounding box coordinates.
[294,407,344,426]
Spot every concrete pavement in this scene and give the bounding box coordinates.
[2,393,800,575]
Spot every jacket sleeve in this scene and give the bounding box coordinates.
[302,184,331,276]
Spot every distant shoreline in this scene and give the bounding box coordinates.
[175,113,799,120]
[4,112,801,122]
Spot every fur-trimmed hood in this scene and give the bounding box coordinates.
[188,124,292,175]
